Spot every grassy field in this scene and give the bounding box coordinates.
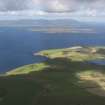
[0,46,105,105]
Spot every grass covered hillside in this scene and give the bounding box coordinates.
[0,46,105,105]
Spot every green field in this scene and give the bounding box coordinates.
[0,46,105,105]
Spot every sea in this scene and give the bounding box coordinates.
[0,21,105,73]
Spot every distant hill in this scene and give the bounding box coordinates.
[0,19,84,27]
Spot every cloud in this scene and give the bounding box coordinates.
[0,0,29,11]
[0,0,105,18]
[40,0,77,13]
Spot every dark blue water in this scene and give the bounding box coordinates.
[0,26,105,73]
[90,60,105,65]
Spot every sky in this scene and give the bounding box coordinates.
[0,0,105,20]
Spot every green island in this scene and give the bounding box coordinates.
[1,46,105,105]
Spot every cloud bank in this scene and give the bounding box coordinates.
[0,0,105,19]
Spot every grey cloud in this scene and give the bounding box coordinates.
[40,0,79,12]
[0,0,31,11]
[39,0,105,14]
[0,0,105,17]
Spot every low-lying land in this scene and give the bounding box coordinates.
[1,46,105,105]
[30,27,95,33]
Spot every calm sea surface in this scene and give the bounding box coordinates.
[0,25,105,73]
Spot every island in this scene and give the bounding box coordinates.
[1,46,105,105]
